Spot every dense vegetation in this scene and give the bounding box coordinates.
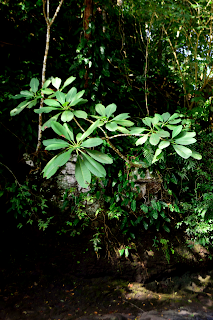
[1,0,213,259]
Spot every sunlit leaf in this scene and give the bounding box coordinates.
[129,127,147,134]
[61,76,76,90]
[105,122,118,131]
[105,103,117,118]
[63,123,74,142]
[95,104,106,116]
[51,122,71,141]
[86,150,113,164]
[44,99,61,107]
[42,79,51,89]
[115,120,134,127]
[10,100,31,116]
[112,113,130,121]
[42,113,61,130]
[30,78,39,93]
[135,134,149,145]
[191,150,202,160]
[116,126,130,133]
[161,112,171,122]
[158,141,170,149]
[172,125,183,138]
[66,87,77,102]
[34,107,60,114]
[52,77,61,89]
[61,111,74,122]
[152,148,162,163]
[173,144,192,159]
[56,91,66,105]
[73,110,88,119]
[81,138,103,148]
[142,117,152,127]
[80,120,100,141]
[150,133,160,145]
[43,149,73,179]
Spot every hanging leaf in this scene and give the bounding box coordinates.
[191,150,202,160]
[173,144,192,159]
[105,122,118,131]
[158,141,170,149]
[27,100,38,109]
[34,107,60,114]
[80,120,100,141]
[86,150,113,164]
[52,77,61,89]
[172,125,183,138]
[95,104,106,116]
[61,76,76,90]
[136,134,149,146]
[112,113,130,121]
[81,138,103,148]
[149,133,160,145]
[42,113,61,130]
[105,103,117,118]
[66,87,77,102]
[82,153,106,177]
[30,78,39,93]
[56,91,66,105]
[115,120,134,127]
[51,122,71,141]
[10,100,31,116]
[61,111,74,122]
[44,99,61,107]
[63,123,74,142]
[43,149,73,179]
[73,110,88,119]
[75,156,91,188]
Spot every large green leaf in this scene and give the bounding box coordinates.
[105,122,118,131]
[86,150,113,164]
[168,113,182,121]
[168,119,182,124]
[52,77,61,90]
[75,156,91,188]
[158,141,170,149]
[172,125,183,138]
[56,91,66,105]
[142,117,152,127]
[105,103,117,118]
[20,90,34,98]
[27,100,38,109]
[43,138,67,146]
[82,153,106,177]
[149,133,160,145]
[81,138,103,148]
[66,87,77,102]
[116,126,130,133]
[43,149,73,179]
[152,114,163,125]
[63,123,74,142]
[61,111,74,122]
[157,130,170,138]
[135,134,149,145]
[73,110,88,119]
[42,79,51,89]
[70,90,85,105]
[95,104,106,116]
[173,144,192,159]
[41,88,54,95]
[42,113,61,130]
[115,120,134,127]
[44,99,61,107]
[129,127,147,134]
[51,122,71,141]
[112,113,130,121]
[34,107,60,114]
[80,120,100,141]
[174,137,196,145]
[30,78,39,93]
[161,112,170,122]
[45,141,70,150]
[61,76,76,90]
[81,153,106,178]
[10,100,31,116]
[70,98,87,107]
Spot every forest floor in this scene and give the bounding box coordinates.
[1,224,213,320]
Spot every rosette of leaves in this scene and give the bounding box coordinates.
[92,103,135,133]
[135,112,202,163]
[42,120,112,188]
[10,78,41,116]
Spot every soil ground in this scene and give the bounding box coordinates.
[1,223,213,320]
